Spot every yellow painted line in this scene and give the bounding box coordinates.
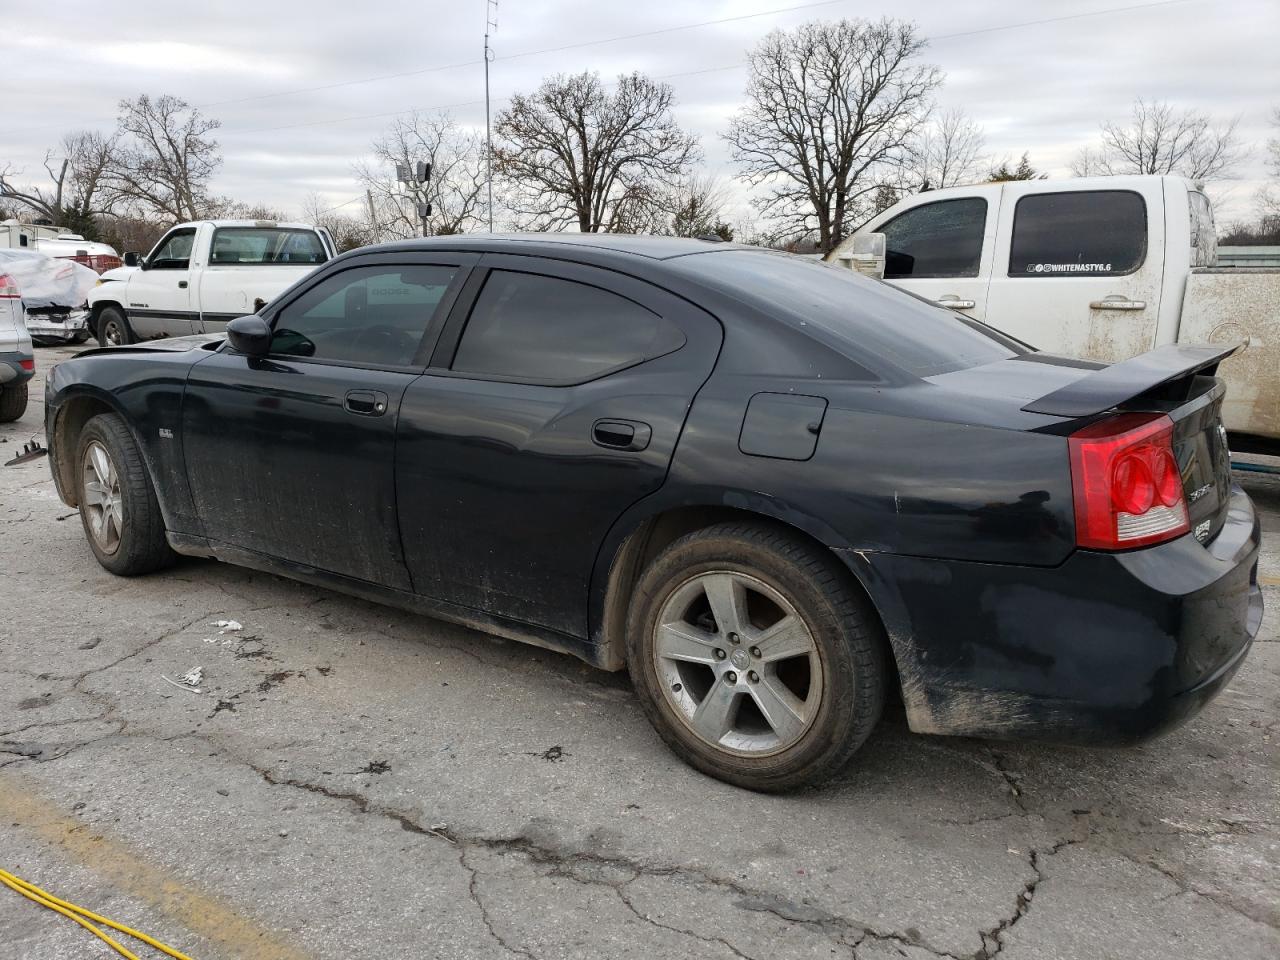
[0,773,310,960]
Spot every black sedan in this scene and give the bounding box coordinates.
[44,235,1264,791]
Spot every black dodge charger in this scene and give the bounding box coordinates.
[45,235,1264,791]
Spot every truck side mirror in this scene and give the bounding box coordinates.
[123,252,141,268]
[837,233,886,279]
[225,315,271,357]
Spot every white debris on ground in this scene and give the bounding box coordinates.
[177,666,204,687]
[214,619,243,633]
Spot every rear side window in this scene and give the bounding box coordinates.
[451,270,685,384]
[211,228,328,265]
[271,264,457,367]
[1009,191,1147,277]
[881,198,987,279]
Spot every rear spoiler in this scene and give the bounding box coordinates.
[1021,342,1242,417]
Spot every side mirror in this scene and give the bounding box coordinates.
[123,252,141,268]
[226,315,271,357]
[837,233,886,279]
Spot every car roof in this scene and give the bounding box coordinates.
[371,232,740,261]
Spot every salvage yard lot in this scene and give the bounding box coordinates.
[3,344,1277,960]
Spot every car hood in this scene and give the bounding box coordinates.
[97,266,138,283]
[78,333,224,358]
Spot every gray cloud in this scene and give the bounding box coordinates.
[6,0,1278,225]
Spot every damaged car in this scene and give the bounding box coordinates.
[42,235,1264,791]
[0,249,100,345]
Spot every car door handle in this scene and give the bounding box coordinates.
[178,280,188,289]
[344,390,388,416]
[592,419,651,452]
[1090,296,1146,310]
[935,296,976,310]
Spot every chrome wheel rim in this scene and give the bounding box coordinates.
[103,320,122,346]
[653,570,823,756]
[82,441,123,554]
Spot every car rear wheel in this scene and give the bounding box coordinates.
[76,413,175,575]
[96,307,134,347]
[0,382,28,423]
[627,521,886,792]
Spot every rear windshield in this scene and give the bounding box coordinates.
[209,228,328,266]
[689,250,1019,376]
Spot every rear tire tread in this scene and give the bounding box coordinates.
[0,382,29,423]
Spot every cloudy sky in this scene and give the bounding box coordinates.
[7,0,1278,227]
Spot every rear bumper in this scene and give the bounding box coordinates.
[841,483,1264,742]
[0,350,35,385]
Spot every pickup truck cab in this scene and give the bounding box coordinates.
[834,175,1279,446]
[88,220,335,345]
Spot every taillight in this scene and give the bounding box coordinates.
[20,358,35,372]
[0,274,18,298]
[1068,413,1190,550]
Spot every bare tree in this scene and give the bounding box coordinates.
[1072,98,1243,181]
[654,174,734,238]
[724,18,941,253]
[496,71,699,233]
[354,112,487,239]
[106,94,221,222]
[909,107,986,190]
[0,131,116,236]
[300,193,377,251]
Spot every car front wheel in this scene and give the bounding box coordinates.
[76,413,175,575]
[96,306,134,347]
[627,521,886,792]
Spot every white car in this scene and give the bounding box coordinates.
[0,269,34,422]
[88,220,335,345]
[834,175,1280,446]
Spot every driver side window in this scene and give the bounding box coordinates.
[148,229,196,270]
[270,264,458,367]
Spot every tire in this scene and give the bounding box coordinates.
[75,413,175,575]
[96,306,134,347]
[627,521,886,792]
[0,382,28,422]
[70,329,91,344]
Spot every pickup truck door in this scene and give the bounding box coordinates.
[868,184,1003,322]
[125,226,197,339]
[181,255,475,588]
[194,226,331,332]
[982,182,1166,361]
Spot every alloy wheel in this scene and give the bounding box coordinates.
[82,440,123,554]
[652,570,824,756]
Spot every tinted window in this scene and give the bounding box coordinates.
[687,250,1019,376]
[881,198,987,279]
[210,228,328,266]
[451,270,685,384]
[1009,191,1146,277]
[148,229,196,269]
[270,264,457,367]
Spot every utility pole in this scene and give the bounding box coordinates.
[484,0,498,233]
[396,162,432,237]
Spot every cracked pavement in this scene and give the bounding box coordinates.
[2,344,1277,960]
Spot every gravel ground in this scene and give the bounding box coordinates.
[2,343,1277,960]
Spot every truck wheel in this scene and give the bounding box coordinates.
[626,522,887,792]
[97,307,134,347]
[75,413,175,575]
[0,382,28,422]
[70,329,91,344]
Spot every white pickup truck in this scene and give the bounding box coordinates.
[832,175,1280,447]
[88,220,335,346]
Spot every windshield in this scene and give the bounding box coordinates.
[209,228,328,266]
[688,249,1020,377]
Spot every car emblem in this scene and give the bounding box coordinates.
[1194,519,1211,542]
[730,647,751,670]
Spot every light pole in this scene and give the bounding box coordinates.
[484,0,498,233]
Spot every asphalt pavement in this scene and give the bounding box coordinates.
[2,343,1277,960]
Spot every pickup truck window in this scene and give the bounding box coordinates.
[270,264,457,367]
[881,198,987,279]
[148,228,196,270]
[1009,190,1146,277]
[210,228,328,266]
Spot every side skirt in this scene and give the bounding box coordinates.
[165,532,611,669]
